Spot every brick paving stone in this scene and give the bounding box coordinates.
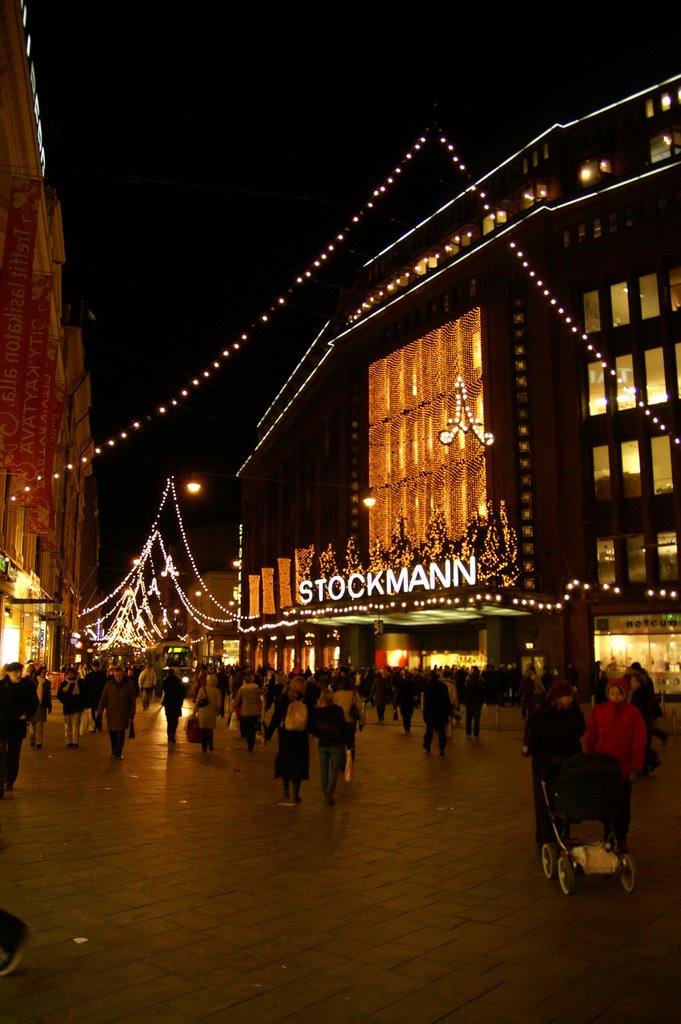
[0,702,679,1022]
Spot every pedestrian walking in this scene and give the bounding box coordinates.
[161,669,185,744]
[28,666,52,749]
[138,664,157,709]
[524,680,585,849]
[584,678,647,849]
[0,662,38,796]
[233,671,262,752]
[311,688,347,805]
[422,671,452,756]
[97,665,136,759]
[192,672,221,752]
[265,677,311,803]
[57,668,85,747]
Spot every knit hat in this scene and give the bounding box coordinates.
[545,680,573,703]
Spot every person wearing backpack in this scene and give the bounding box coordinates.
[265,676,311,803]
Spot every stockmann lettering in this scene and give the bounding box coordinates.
[299,558,477,605]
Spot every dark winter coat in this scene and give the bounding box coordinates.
[422,678,452,727]
[98,677,136,731]
[0,675,39,740]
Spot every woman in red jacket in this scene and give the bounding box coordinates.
[584,677,647,849]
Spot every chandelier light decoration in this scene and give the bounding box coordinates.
[438,376,494,448]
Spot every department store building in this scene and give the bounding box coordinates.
[239,74,681,699]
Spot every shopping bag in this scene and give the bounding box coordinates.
[186,715,201,743]
[80,709,93,735]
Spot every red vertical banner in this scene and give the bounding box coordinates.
[0,178,43,470]
[27,377,65,537]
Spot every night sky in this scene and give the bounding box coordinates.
[24,5,681,588]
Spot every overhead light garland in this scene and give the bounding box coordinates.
[79,477,238,649]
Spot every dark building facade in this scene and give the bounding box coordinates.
[239,74,681,698]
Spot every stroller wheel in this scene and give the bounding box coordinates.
[557,853,576,895]
[541,843,556,880]
[620,853,637,893]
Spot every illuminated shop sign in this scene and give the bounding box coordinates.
[299,558,476,605]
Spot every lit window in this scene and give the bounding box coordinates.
[579,160,597,185]
[639,273,660,319]
[650,128,681,164]
[645,348,667,405]
[597,538,616,584]
[661,93,672,111]
[645,98,655,118]
[610,281,630,326]
[616,354,636,410]
[593,217,602,239]
[583,289,601,332]
[578,223,586,243]
[593,445,611,500]
[621,440,641,497]
[652,436,673,494]
[608,211,618,234]
[588,362,607,415]
[562,227,571,248]
[658,531,678,581]
[482,214,495,235]
[627,535,646,583]
[669,266,681,312]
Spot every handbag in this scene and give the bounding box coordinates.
[186,715,201,743]
[197,688,209,709]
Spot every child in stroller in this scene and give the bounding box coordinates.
[540,753,637,895]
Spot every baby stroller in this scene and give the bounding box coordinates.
[540,753,637,895]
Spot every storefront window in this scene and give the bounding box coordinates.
[594,615,681,697]
[616,354,636,410]
[658,532,678,581]
[652,435,673,494]
[610,281,630,326]
[597,538,616,584]
[621,440,641,497]
[627,535,646,583]
[588,362,607,415]
[639,273,660,319]
[645,348,667,405]
[593,445,611,500]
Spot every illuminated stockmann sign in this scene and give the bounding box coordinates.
[299,557,476,605]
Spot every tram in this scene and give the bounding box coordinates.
[146,640,192,686]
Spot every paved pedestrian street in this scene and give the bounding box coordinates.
[1,701,679,1023]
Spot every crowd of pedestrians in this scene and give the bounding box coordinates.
[0,653,672,977]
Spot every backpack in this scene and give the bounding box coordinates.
[284,699,308,731]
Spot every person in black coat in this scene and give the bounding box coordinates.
[265,677,313,803]
[422,672,452,756]
[0,663,39,795]
[524,679,585,848]
[463,668,486,738]
[161,669,186,744]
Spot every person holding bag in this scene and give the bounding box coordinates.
[192,672,221,752]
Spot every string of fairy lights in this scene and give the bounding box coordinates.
[79,478,238,650]
[13,113,679,617]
